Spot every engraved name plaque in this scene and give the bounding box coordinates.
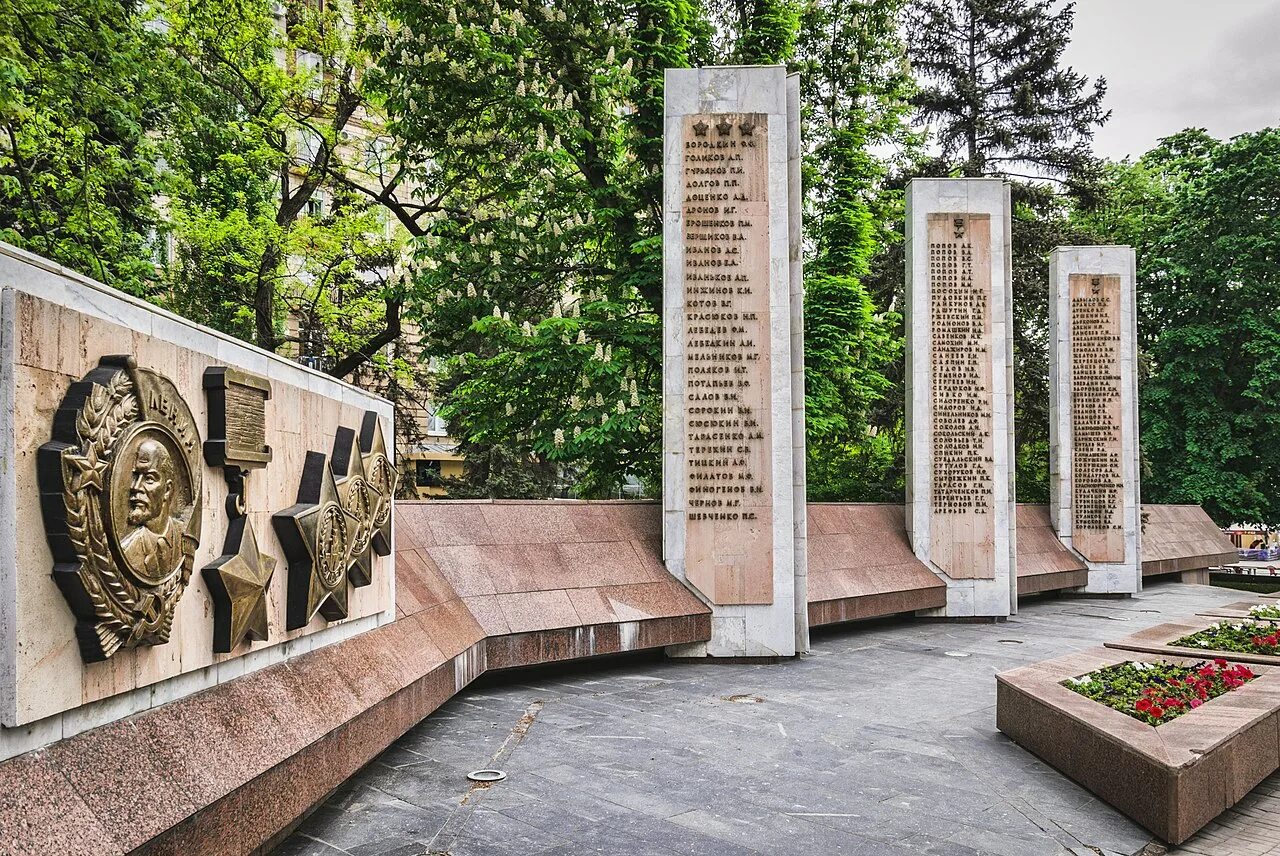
[203,367,273,471]
[927,213,995,580]
[680,113,773,605]
[1070,274,1124,563]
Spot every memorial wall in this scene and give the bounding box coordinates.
[1049,247,1141,592]
[905,179,1016,617]
[0,244,395,751]
[663,65,805,657]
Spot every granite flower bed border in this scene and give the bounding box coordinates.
[1196,600,1277,620]
[1104,618,1280,666]
[996,647,1280,844]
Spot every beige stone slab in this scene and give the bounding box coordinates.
[680,112,774,606]
[7,293,394,726]
[1070,274,1125,563]
[928,214,995,581]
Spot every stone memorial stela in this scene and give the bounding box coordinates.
[680,113,773,604]
[1070,274,1125,562]
[927,213,995,579]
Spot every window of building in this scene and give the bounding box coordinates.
[416,460,443,488]
[296,50,323,95]
[306,190,326,218]
[425,405,448,437]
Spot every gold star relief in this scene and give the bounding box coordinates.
[273,450,359,630]
[332,426,375,588]
[360,412,398,557]
[693,119,709,137]
[716,118,733,136]
[202,516,275,653]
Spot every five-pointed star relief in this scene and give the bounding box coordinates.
[273,450,359,630]
[360,412,398,557]
[332,425,375,588]
[202,516,275,652]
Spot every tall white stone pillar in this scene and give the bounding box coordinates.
[905,179,1016,617]
[662,66,805,657]
[1049,247,1141,593]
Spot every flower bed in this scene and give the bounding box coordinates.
[1063,659,1256,726]
[1173,621,1280,655]
[998,647,1280,844]
[1249,603,1280,620]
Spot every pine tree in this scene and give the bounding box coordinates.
[904,0,1109,502]
[907,0,1108,192]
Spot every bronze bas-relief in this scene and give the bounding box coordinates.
[273,450,359,630]
[203,516,276,653]
[332,425,375,587]
[202,365,277,652]
[359,411,397,556]
[39,355,203,663]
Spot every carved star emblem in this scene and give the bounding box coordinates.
[738,120,755,137]
[273,450,359,630]
[693,119,709,137]
[332,426,374,588]
[202,516,275,652]
[359,412,398,556]
[716,118,733,136]
[64,453,107,494]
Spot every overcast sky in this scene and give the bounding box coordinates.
[1063,0,1280,161]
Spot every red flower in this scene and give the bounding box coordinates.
[1215,658,1228,667]
[1169,679,1182,687]
[1150,706,1165,719]
[1252,636,1266,647]
[1238,665,1256,679]
[1136,698,1153,712]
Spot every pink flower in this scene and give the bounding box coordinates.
[1190,698,1203,709]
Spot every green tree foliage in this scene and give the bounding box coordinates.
[707,0,801,63]
[0,0,171,290]
[795,0,914,500]
[906,0,1107,189]
[161,0,406,372]
[1088,129,1280,525]
[365,0,714,497]
[902,0,1109,502]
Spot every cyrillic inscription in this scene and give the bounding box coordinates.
[681,113,773,605]
[927,213,995,580]
[1070,274,1125,562]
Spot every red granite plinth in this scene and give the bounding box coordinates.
[1015,504,1089,596]
[997,647,1280,844]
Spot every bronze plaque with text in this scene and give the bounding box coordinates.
[928,213,995,580]
[681,113,773,605]
[1070,274,1125,562]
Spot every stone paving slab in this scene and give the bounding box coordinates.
[277,583,1264,856]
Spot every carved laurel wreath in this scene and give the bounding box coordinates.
[61,373,191,658]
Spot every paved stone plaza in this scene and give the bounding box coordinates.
[277,582,1275,856]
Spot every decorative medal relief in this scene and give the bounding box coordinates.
[274,412,397,631]
[39,355,204,663]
